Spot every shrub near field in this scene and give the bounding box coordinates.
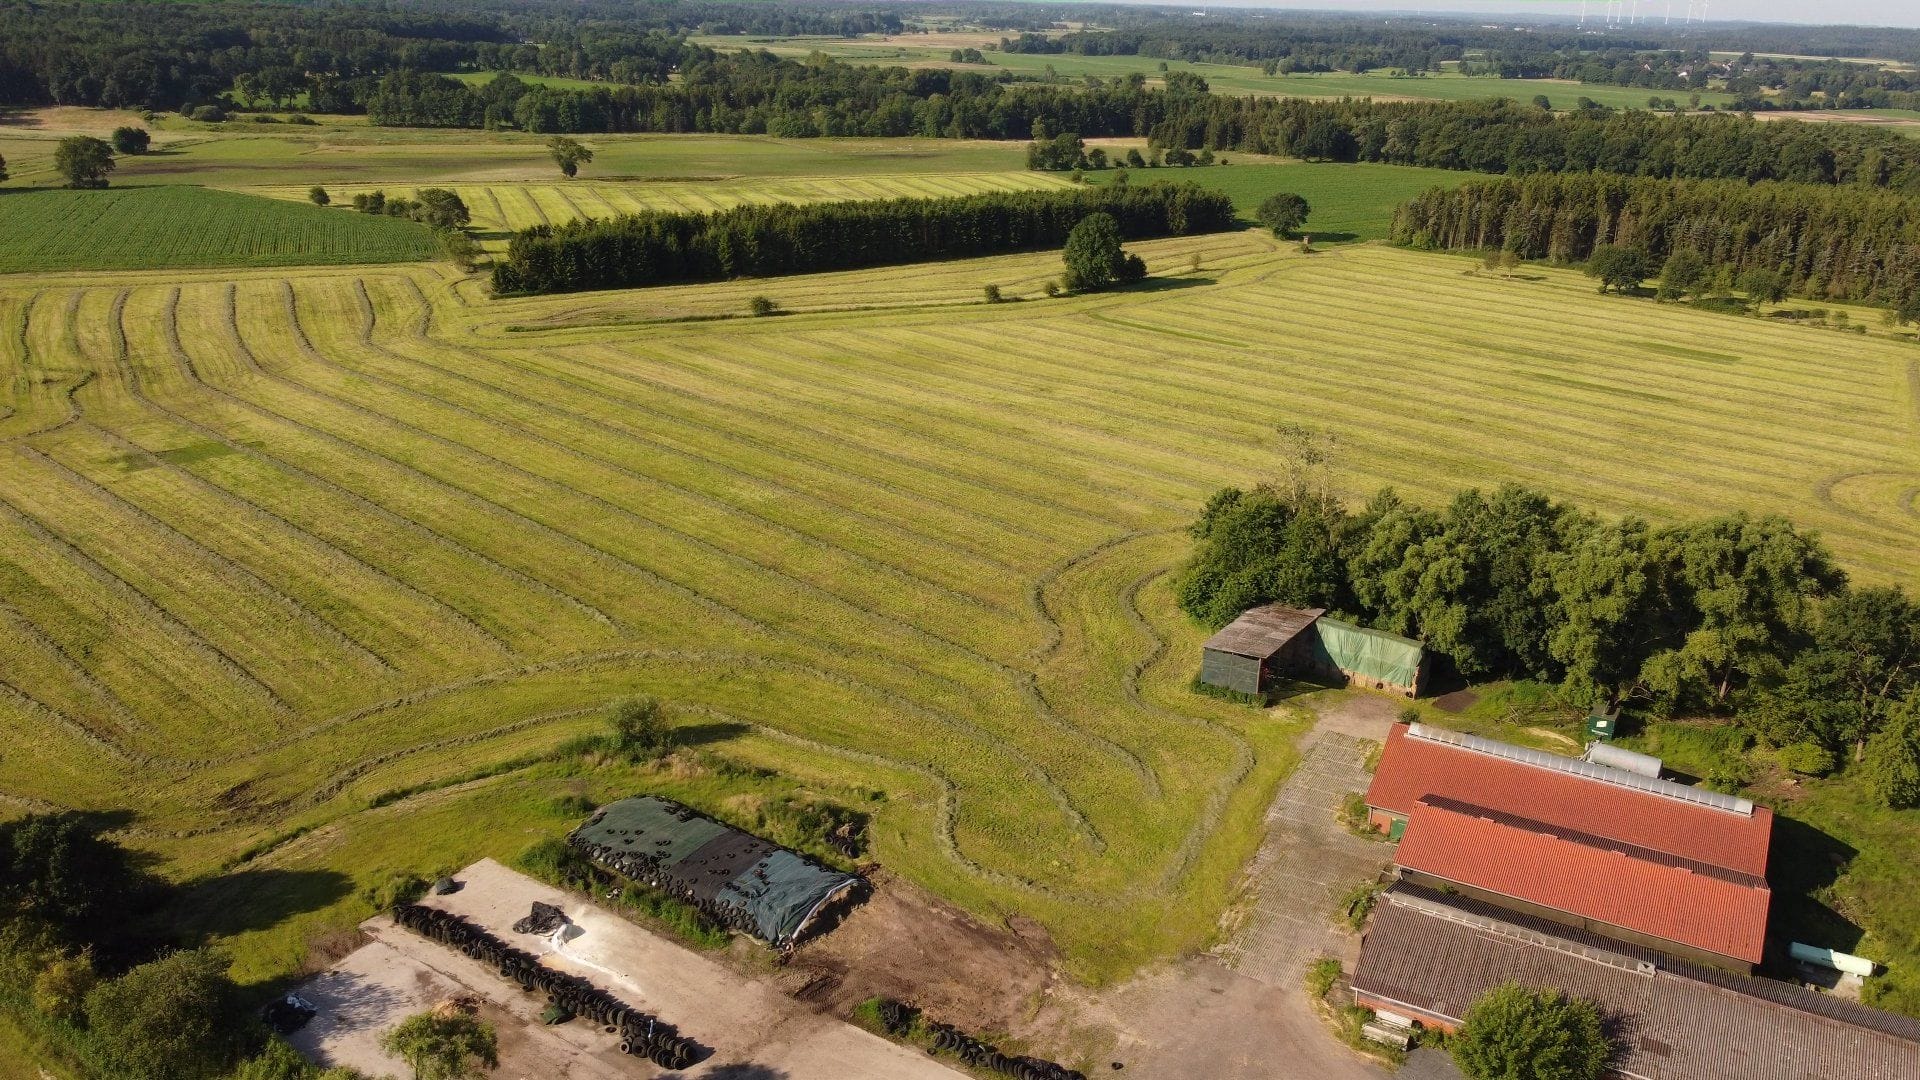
[0,186,437,272]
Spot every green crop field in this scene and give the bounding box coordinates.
[693,33,1742,110]
[0,187,436,272]
[3,227,1919,990]
[1088,162,1472,241]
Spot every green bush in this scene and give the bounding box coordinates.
[360,873,430,911]
[1306,957,1342,999]
[1775,742,1836,777]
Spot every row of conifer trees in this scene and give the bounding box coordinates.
[1390,172,1920,305]
[491,182,1236,295]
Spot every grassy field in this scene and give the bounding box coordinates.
[1088,162,1472,241]
[0,187,436,272]
[693,33,1741,110]
[0,123,1038,190]
[2,231,1918,992]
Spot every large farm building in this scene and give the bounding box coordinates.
[1353,722,1920,1078]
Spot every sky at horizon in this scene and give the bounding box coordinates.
[1162,1,1920,31]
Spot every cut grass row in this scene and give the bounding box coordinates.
[0,240,1914,985]
[248,171,1075,237]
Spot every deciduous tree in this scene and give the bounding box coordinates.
[547,135,593,178]
[381,1008,499,1080]
[1451,983,1611,1080]
[1061,211,1145,292]
[85,949,250,1080]
[53,136,115,188]
[110,126,150,154]
[1256,192,1311,237]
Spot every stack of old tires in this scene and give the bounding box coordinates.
[390,903,701,1069]
[872,998,1085,1080]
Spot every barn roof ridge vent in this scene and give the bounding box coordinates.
[1404,723,1754,817]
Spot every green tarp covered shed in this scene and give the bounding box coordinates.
[1311,616,1425,696]
[569,796,863,947]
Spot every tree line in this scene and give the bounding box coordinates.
[357,61,1920,193]
[1177,477,1920,807]
[490,182,1234,294]
[1389,172,1920,308]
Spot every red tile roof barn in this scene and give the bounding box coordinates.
[1396,796,1771,965]
[1365,723,1774,878]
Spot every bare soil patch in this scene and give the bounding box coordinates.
[774,870,1057,1033]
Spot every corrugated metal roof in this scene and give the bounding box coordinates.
[1367,724,1774,878]
[1396,796,1771,965]
[1353,887,1920,1080]
[1201,604,1325,659]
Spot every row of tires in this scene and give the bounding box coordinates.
[391,902,702,1070]
[875,998,1086,1080]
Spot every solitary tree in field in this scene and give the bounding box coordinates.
[1256,192,1311,238]
[53,136,115,188]
[110,126,150,154]
[0,153,8,183]
[1584,245,1652,294]
[1062,212,1146,293]
[413,187,471,230]
[381,1008,498,1080]
[1533,93,1553,110]
[308,185,330,206]
[547,136,594,178]
[1450,983,1611,1080]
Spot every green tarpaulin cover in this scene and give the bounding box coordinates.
[1313,616,1423,688]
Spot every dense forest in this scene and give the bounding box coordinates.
[490,182,1235,294]
[12,0,1920,117]
[1390,173,1920,307]
[1178,479,1920,805]
[0,0,889,111]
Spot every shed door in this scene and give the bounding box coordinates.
[1388,816,1407,842]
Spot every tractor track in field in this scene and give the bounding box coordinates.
[285,285,1125,840]
[153,287,623,634]
[352,281,1020,624]
[385,276,1033,582]
[0,481,297,720]
[97,289,516,659]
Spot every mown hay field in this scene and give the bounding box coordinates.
[250,171,1076,236]
[0,187,437,272]
[1,238,1916,984]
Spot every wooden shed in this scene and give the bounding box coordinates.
[1198,605,1326,698]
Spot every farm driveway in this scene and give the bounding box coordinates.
[293,858,965,1080]
[1076,694,1396,1079]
